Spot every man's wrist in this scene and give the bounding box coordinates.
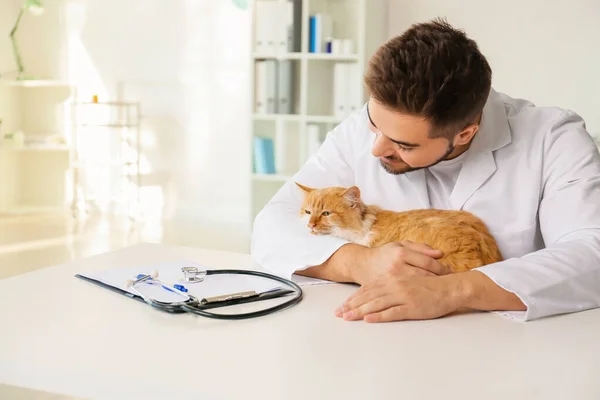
[444,270,526,312]
[342,244,374,284]
[442,272,476,309]
[295,243,371,284]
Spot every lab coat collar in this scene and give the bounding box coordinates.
[467,88,512,153]
[449,88,512,209]
[402,88,512,210]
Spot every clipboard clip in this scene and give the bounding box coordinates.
[200,291,258,305]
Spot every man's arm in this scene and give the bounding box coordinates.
[335,270,527,322]
[337,227,600,322]
[294,244,364,283]
[337,111,600,322]
[450,270,527,311]
[471,110,600,320]
[297,241,447,284]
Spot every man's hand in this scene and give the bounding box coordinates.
[352,241,450,285]
[335,275,465,322]
[295,240,449,285]
[335,271,527,323]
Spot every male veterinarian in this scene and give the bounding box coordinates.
[250,19,600,322]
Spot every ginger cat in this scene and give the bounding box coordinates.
[296,183,503,272]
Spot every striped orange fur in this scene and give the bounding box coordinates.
[296,183,503,272]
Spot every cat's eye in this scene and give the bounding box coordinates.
[322,211,331,216]
[304,210,311,215]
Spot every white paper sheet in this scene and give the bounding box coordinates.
[291,274,335,286]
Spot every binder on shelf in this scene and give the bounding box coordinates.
[254,61,267,114]
[309,15,316,53]
[255,2,274,54]
[256,1,297,55]
[347,64,364,114]
[332,63,364,119]
[277,60,292,114]
[309,13,333,53]
[265,60,277,114]
[276,1,294,54]
[315,14,323,53]
[265,137,275,174]
[255,59,294,115]
[253,136,276,174]
[291,0,302,52]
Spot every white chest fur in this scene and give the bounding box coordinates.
[330,227,373,246]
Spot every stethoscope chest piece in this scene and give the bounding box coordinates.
[181,266,206,283]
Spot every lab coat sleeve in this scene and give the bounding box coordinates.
[475,110,600,321]
[251,113,364,279]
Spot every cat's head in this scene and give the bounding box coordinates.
[295,182,365,235]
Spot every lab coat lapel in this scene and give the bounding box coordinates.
[450,151,497,210]
[450,89,512,210]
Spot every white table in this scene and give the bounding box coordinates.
[1,243,599,400]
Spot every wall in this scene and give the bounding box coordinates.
[1,0,253,250]
[0,0,62,79]
[0,2,19,76]
[387,0,600,136]
[64,0,252,231]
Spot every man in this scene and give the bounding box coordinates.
[250,19,600,322]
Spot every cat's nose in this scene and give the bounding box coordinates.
[308,222,316,229]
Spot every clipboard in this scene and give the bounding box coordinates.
[76,274,295,312]
[74,260,296,313]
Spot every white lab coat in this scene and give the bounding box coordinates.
[250,88,600,321]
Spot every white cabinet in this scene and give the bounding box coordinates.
[0,80,75,215]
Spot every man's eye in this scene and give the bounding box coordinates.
[304,210,311,215]
[322,211,330,216]
[398,145,414,152]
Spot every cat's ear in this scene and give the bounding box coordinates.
[295,182,315,193]
[342,186,361,207]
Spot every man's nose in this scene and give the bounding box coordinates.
[371,132,395,158]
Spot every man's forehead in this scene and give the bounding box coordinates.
[367,100,431,141]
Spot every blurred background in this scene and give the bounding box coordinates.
[0,0,599,282]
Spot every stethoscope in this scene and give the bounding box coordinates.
[124,267,303,320]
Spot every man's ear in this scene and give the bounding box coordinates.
[342,186,361,207]
[295,182,315,193]
[454,123,479,146]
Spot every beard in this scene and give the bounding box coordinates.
[379,141,455,175]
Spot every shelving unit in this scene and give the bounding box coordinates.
[252,173,293,182]
[0,80,76,216]
[249,0,388,224]
[71,101,142,220]
[0,80,73,88]
[252,52,359,61]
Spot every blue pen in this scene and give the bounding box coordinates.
[135,274,188,293]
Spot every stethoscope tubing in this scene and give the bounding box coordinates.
[134,269,303,319]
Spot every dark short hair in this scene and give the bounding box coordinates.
[364,18,492,139]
